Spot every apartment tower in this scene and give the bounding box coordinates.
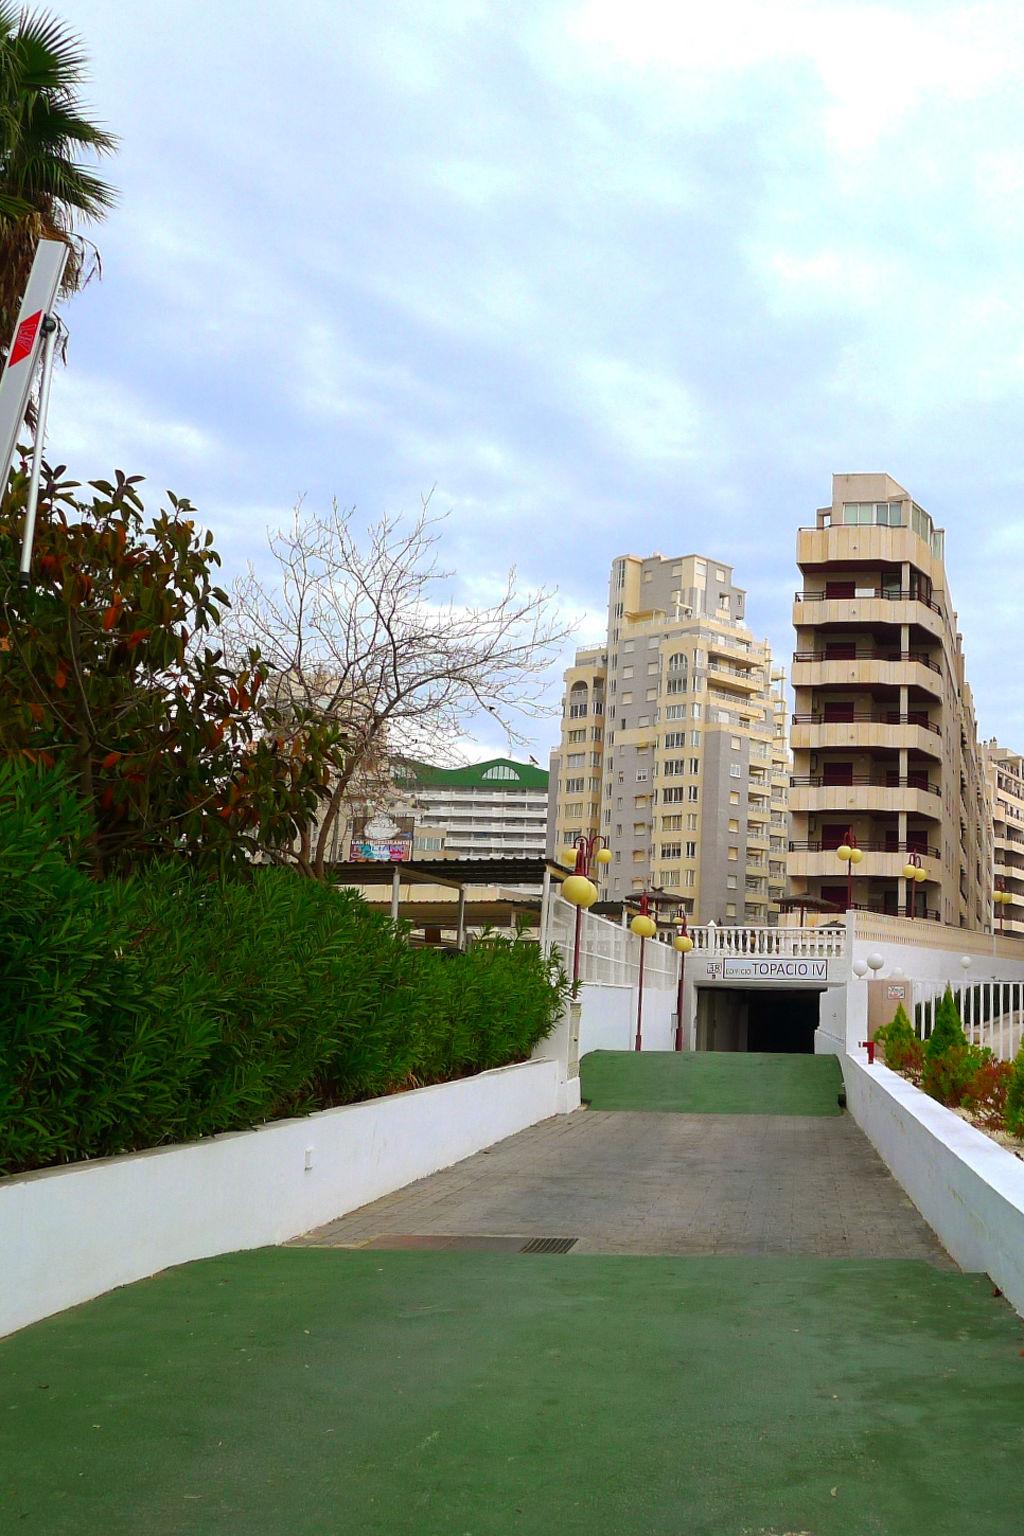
[788,474,990,928]
[549,554,789,921]
[984,741,1024,937]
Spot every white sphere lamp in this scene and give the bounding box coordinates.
[851,959,869,978]
[866,952,885,973]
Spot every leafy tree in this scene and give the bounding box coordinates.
[224,499,572,875]
[1006,1044,1024,1138]
[0,461,346,872]
[0,5,117,362]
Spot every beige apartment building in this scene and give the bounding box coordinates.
[984,741,1024,937]
[548,554,790,922]
[788,473,991,929]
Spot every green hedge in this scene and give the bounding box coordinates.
[0,763,568,1175]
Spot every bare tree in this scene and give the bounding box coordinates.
[224,497,573,877]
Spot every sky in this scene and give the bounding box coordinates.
[45,0,1024,764]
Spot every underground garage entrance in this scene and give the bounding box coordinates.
[695,987,824,1053]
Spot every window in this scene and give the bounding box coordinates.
[727,875,737,889]
[646,689,658,701]
[685,840,697,857]
[622,666,633,679]
[568,728,585,744]
[661,843,681,860]
[668,652,687,672]
[690,730,701,746]
[689,757,700,773]
[648,662,660,674]
[666,705,686,719]
[623,640,635,653]
[622,692,633,704]
[716,568,726,581]
[662,787,686,803]
[728,818,739,833]
[729,792,740,805]
[636,769,648,782]
[664,759,686,776]
[565,777,584,793]
[692,704,702,719]
[687,786,699,802]
[731,736,741,749]
[730,763,742,778]
[666,677,687,695]
[567,753,584,768]
[685,870,695,886]
[686,813,699,830]
[662,814,683,830]
[728,846,739,861]
[664,731,686,749]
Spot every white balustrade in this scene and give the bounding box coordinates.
[689,925,846,959]
[912,979,1024,1062]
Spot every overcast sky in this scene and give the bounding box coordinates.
[49,0,1024,763]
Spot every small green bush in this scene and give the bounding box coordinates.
[1005,1045,1024,1138]
[0,761,569,1175]
[925,986,968,1061]
[918,986,987,1108]
[875,1003,923,1076]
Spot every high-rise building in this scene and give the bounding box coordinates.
[788,473,991,928]
[984,741,1024,937]
[549,554,790,922]
[393,757,549,861]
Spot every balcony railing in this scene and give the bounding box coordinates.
[788,839,941,857]
[792,650,941,674]
[789,774,939,796]
[795,588,943,615]
[791,712,940,733]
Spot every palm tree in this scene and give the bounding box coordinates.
[0,5,117,359]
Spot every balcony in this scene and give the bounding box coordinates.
[791,650,942,697]
[787,846,942,882]
[788,775,942,818]
[706,660,761,692]
[790,712,942,758]
[792,588,944,641]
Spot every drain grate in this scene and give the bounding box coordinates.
[519,1236,578,1255]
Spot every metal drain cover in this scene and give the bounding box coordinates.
[519,1236,578,1254]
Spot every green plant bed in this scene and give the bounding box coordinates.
[0,762,568,1175]
[580,1050,843,1115]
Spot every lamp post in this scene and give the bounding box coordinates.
[629,891,658,1051]
[672,914,694,1052]
[835,828,863,911]
[995,877,1010,936]
[560,833,612,993]
[902,850,928,920]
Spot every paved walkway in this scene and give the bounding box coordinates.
[294,1100,950,1263]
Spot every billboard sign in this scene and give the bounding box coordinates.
[350,812,413,863]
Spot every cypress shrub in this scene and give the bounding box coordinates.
[875,1003,922,1076]
[0,762,568,1175]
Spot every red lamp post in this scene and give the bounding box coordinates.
[629,891,657,1051]
[835,827,863,910]
[902,850,927,920]
[995,876,1009,936]
[672,914,694,1052]
[560,833,611,993]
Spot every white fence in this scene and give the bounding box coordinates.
[912,980,1024,1061]
[689,924,846,958]
[547,900,678,990]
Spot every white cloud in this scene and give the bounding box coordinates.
[573,355,706,465]
[47,371,217,473]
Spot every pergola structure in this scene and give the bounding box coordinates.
[325,857,569,949]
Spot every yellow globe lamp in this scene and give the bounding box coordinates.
[672,933,694,953]
[914,866,927,883]
[902,862,919,881]
[630,913,657,939]
[561,847,579,867]
[562,874,598,909]
[595,846,613,865]
[849,846,864,865]
[836,843,853,863]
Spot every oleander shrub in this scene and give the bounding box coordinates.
[0,761,568,1175]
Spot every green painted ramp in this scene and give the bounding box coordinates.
[1,1248,1021,1536]
[581,1049,844,1115]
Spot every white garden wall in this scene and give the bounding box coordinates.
[843,1053,1024,1318]
[1,1058,565,1338]
[578,982,676,1056]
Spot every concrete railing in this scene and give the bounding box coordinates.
[689,925,846,958]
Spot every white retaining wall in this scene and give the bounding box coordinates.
[843,1053,1024,1317]
[578,983,676,1056]
[1,1058,564,1338]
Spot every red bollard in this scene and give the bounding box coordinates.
[859,1039,876,1064]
